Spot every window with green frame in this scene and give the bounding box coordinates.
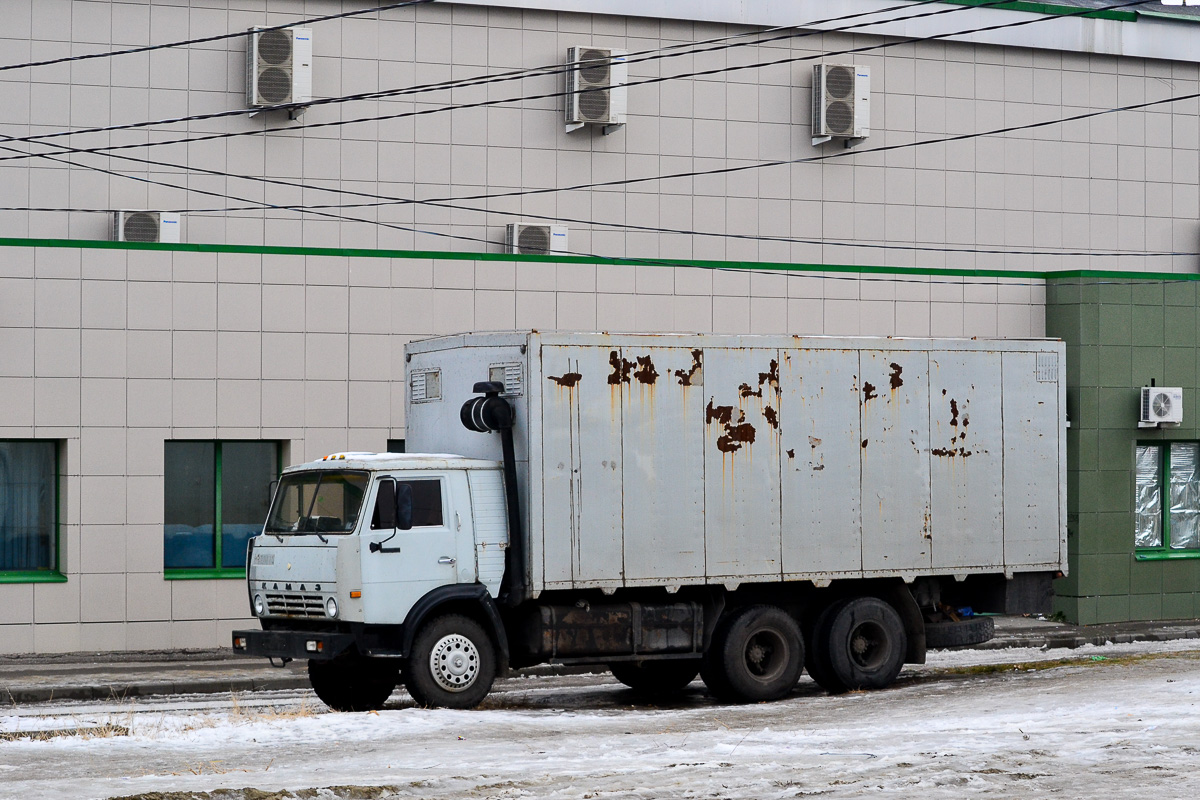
[1135,442,1200,558]
[0,440,63,581]
[164,441,280,577]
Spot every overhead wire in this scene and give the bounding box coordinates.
[2,0,1187,265]
[7,82,1195,260]
[0,0,958,147]
[1,135,1189,286]
[0,0,437,73]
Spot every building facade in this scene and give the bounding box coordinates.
[1,0,1198,652]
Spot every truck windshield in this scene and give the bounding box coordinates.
[265,471,369,534]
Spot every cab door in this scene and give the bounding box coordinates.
[360,472,463,624]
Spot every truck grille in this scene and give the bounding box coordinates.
[265,591,325,618]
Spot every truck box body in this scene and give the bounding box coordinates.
[405,332,1067,595]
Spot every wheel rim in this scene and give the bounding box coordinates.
[429,633,480,692]
[743,628,788,682]
[847,620,890,671]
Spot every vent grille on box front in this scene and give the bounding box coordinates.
[411,370,441,403]
[490,363,524,396]
[1035,352,1058,383]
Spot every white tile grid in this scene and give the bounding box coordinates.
[1,3,1196,269]
[0,0,1166,650]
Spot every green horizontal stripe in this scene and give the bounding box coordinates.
[0,235,1052,280]
[935,0,1138,22]
[3,236,1195,282]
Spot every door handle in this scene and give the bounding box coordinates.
[438,556,456,566]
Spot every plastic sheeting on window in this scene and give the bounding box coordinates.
[1135,445,1162,549]
[1170,443,1200,550]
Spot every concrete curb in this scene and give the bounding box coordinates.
[980,627,1200,650]
[6,622,1200,705]
[2,676,312,705]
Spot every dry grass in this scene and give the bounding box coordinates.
[228,692,318,722]
[1,699,136,742]
[0,719,131,741]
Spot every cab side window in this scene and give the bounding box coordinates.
[370,478,444,529]
[404,479,444,527]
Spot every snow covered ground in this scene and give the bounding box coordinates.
[4,639,1200,800]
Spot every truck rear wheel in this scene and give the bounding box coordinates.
[703,605,804,703]
[805,599,851,694]
[820,596,907,692]
[308,653,398,712]
[405,614,497,709]
[609,660,701,695]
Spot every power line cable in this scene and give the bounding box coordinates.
[0,0,978,152]
[5,135,1191,281]
[0,0,436,74]
[0,0,1094,164]
[4,0,1180,263]
[8,85,1196,260]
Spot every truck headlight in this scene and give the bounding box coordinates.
[325,597,339,618]
[253,594,266,617]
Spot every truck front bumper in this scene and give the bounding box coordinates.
[231,628,356,661]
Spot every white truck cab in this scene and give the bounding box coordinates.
[235,452,511,709]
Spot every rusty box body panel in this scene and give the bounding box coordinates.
[405,332,1066,595]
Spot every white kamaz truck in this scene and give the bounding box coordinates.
[233,332,1066,710]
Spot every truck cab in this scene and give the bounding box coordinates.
[233,452,511,710]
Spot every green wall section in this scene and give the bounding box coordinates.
[1046,278,1200,624]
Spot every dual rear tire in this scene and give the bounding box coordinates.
[701,605,805,703]
[806,597,907,694]
[697,597,906,703]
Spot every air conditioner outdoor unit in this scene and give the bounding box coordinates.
[812,64,870,145]
[565,46,627,133]
[246,26,313,110]
[1140,386,1184,427]
[111,211,181,244]
[505,224,568,256]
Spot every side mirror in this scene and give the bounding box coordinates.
[396,482,414,531]
[373,480,396,529]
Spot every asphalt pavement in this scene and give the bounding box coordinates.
[3,615,1199,705]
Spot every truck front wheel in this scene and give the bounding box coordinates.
[703,605,804,703]
[308,652,398,712]
[406,614,498,709]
